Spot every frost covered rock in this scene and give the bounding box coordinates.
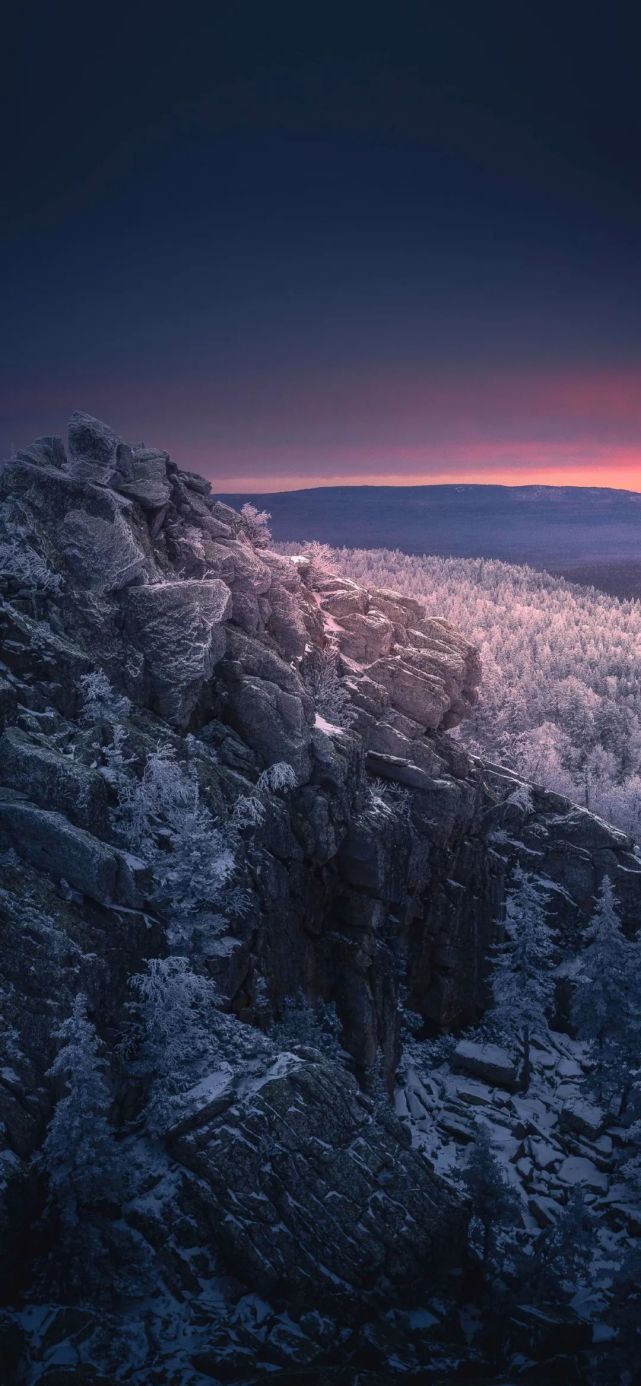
[266,581,308,657]
[59,505,147,591]
[366,655,453,728]
[116,446,173,509]
[301,566,480,741]
[197,537,272,593]
[0,456,150,592]
[223,627,309,697]
[560,1100,605,1141]
[338,609,395,662]
[224,675,313,780]
[0,727,109,834]
[172,1051,464,1299]
[452,1040,519,1091]
[67,410,121,485]
[557,1154,608,1193]
[0,797,147,905]
[125,578,232,725]
[16,435,66,470]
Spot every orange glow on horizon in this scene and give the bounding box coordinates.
[200,443,641,494]
[208,464,641,493]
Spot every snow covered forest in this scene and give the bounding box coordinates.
[281,544,641,841]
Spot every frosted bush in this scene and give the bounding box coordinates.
[115,744,235,914]
[304,648,356,728]
[240,502,271,548]
[79,670,131,724]
[0,538,61,591]
[232,759,297,830]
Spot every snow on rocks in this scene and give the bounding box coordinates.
[292,560,481,764]
[560,1099,605,1141]
[396,1022,641,1332]
[557,1155,609,1193]
[170,1050,465,1299]
[0,725,110,833]
[452,1039,519,1091]
[0,796,149,905]
[116,446,173,509]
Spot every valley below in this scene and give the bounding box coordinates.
[222,483,641,600]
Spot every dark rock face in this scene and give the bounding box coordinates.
[171,1051,463,1298]
[0,798,148,906]
[0,412,639,1379]
[0,726,109,832]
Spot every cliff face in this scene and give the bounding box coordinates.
[1,415,639,1378]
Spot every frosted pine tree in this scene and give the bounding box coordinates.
[130,957,226,1135]
[304,648,356,728]
[523,1187,594,1304]
[571,877,641,1114]
[114,745,235,943]
[39,995,123,1228]
[232,760,297,831]
[130,956,270,1134]
[271,990,344,1061]
[489,867,555,1090]
[461,1122,519,1267]
[549,1187,595,1286]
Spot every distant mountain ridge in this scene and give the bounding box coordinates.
[219,483,641,596]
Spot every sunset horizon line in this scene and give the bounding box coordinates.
[211,469,641,496]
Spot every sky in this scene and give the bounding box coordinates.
[2,2,641,492]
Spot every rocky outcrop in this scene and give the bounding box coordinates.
[0,413,639,1381]
[67,409,122,484]
[299,564,481,743]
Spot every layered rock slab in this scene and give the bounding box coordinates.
[0,797,147,906]
[171,1050,465,1299]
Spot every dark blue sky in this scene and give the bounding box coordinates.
[3,2,641,489]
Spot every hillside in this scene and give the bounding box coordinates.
[221,483,641,597]
[1,417,641,1383]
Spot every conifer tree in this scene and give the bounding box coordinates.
[461,1123,519,1266]
[489,867,555,1090]
[571,877,641,1114]
[130,956,270,1135]
[271,990,343,1061]
[129,956,221,1135]
[39,996,123,1228]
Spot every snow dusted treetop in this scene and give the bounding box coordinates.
[130,956,269,1134]
[129,956,222,1135]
